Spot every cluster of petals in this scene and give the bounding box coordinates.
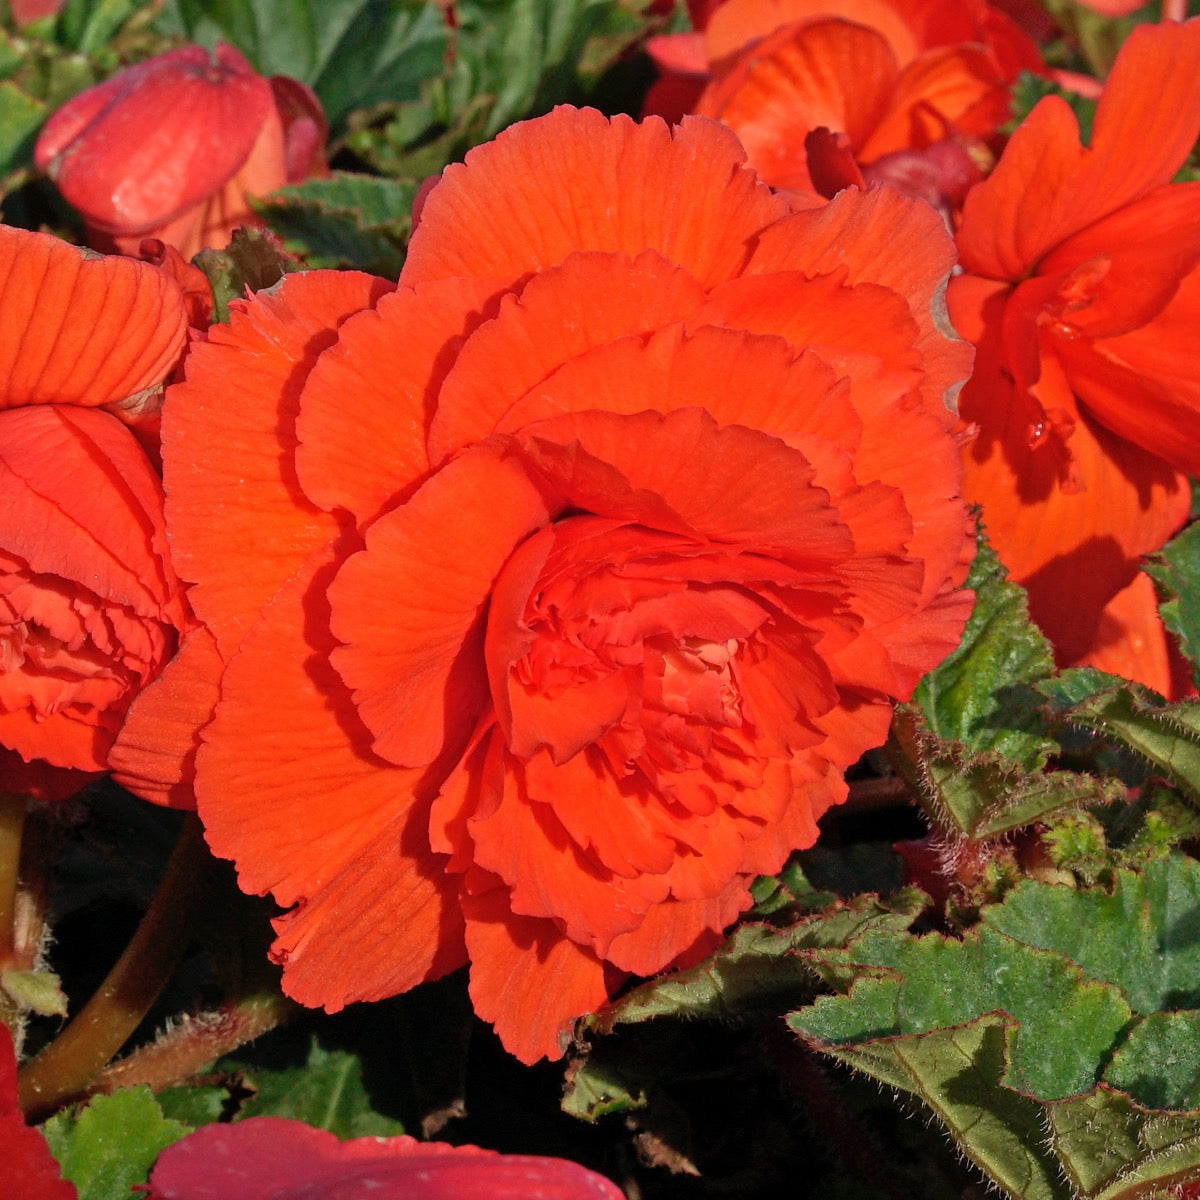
[36,43,326,261]
[0,225,190,799]
[112,105,974,1063]
[644,0,1043,214]
[948,18,1200,691]
[145,1116,623,1200]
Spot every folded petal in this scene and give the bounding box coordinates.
[0,225,186,409]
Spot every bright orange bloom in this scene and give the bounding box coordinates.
[114,107,974,1062]
[949,19,1200,691]
[0,226,190,798]
[35,45,326,261]
[645,0,1041,213]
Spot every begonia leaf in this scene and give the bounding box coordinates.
[226,1040,404,1138]
[889,709,1122,840]
[793,1008,1070,1200]
[41,1087,190,1200]
[1046,1088,1200,1199]
[800,925,1131,1100]
[1037,670,1200,801]
[1105,1011,1200,1111]
[1146,520,1200,689]
[981,853,1200,1015]
[911,529,1056,769]
[155,0,450,133]
[254,171,415,273]
[590,890,925,1032]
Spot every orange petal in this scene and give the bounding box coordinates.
[604,884,748,976]
[163,270,392,656]
[328,446,555,769]
[462,881,612,1064]
[0,225,186,409]
[744,184,972,418]
[400,107,789,293]
[196,544,466,1005]
[704,0,920,70]
[1073,571,1172,695]
[957,19,1200,280]
[296,276,505,525]
[428,249,709,462]
[697,19,899,193]
[109,626,223,810]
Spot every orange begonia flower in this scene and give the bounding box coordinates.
[0,226,191,798]
[645,0,1041,213]
[36,44,326,261]
[113,107,974,1063]
[949,19,1200,692]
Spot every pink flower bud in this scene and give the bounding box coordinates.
[36,44,326,260]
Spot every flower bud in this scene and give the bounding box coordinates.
[36,44,326,260]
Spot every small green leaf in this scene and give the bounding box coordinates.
[227,1040,403,1138]
[912,527,1055,769]
[591,891,924,1032]
[255,171,416,273]
[1146,521,1200,689]
[1038,669,1200,800]
[0,79,45,177]
[42,1087,190,1200]
[0,966,67,1018]
[155,1083,231,1126]
[54,0,139,54]
[194,226,304,324]
[561,1050,648,1122]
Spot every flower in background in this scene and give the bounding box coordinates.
[0,1026,75,1200]
[113,106,973,1063]
[35,44,326,261]
[145,1117,623,1200]
[645,0,1042,214]
[949,19,1200,693]
[0,225,190,799]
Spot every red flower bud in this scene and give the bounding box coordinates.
[35,44,326,260]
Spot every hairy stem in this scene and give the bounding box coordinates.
[18,814,212,1119]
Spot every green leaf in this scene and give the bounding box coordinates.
[254,171,416,273]
[1047,1088,1200,1200]
[793,1009,1071,1200]
[54,0,140,54]
[1106,1011,1200,1110]
[889,709,1122,840]
[801,924,1131,1100]
[981,852,1200,1015]
[1037,670,1200,801]
[1146,521,1200,689]
[0,79,45,177]
[590,891,925,1032]
[227,1040,404,1138]
[155,1083,231,1126]
[42,1088,190,1200]
[912,527,1055,768]
[155,0,450,134]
